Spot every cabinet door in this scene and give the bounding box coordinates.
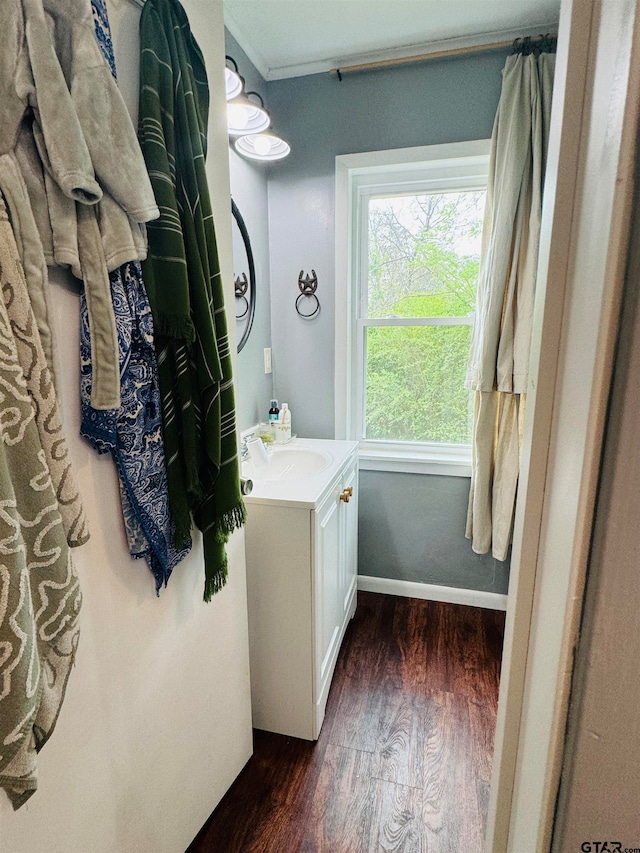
[314,488,342,694]
[339,461,358,622]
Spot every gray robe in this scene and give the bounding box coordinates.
[0,0,159,408]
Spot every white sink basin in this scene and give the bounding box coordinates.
[243,446,332,482]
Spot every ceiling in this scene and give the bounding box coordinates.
[223,0,562,81]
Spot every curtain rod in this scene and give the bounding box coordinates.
[331,35,557,79]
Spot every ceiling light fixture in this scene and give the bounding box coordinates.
[227,90,271,136]
[234,131,291,162]
[225,56,243,101]
[225,56,290,160]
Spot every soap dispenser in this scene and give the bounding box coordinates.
[275,403,291,444]
[268,399,279,438]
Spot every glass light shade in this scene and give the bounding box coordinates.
[253,135,273,156]
[227,95,270,136]
[234,132,291,161]
[225,67,243,101]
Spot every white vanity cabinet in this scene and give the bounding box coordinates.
[243,439,358,740]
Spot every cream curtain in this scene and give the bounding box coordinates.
[465,51,555,560]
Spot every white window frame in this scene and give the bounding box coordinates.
[335,140,491,476]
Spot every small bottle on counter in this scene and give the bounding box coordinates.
[268,399,279,437]
[275,403,291,444]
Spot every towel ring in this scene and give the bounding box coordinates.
[296,270,320,319]
[295,292,320,318]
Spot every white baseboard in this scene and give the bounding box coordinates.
[357,575,508,611]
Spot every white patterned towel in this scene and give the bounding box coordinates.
[0,196,82,809]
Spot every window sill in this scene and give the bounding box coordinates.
[357,443,471,477]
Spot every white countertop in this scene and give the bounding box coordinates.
[242,438,358,508]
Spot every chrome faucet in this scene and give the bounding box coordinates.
[240,433,254,461]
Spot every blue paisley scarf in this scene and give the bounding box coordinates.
[90,0,116,77]
[82,0,191,591]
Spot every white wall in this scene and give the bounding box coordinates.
[1,1,253,850]
[552,110,640,849]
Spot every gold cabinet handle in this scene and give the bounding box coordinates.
[346,486,353,497]
[340,489,350,503]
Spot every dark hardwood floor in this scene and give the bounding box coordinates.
[188,592,505,853]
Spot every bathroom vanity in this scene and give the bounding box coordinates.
[243,438,358,740]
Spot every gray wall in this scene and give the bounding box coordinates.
[359,472,509,594]
[226,33,274,431]
[265,53,510,594]
[266,51,507,438]
[223,38,510,594]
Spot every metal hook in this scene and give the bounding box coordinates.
[235,273,249,319]
[296,270,320,318]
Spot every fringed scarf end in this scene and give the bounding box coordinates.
[201,503,245,601]
[203,560,228,602]
[213,502,246,542]
[171,510,193,550]
[154,313,196,345]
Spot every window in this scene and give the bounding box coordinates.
[335,141,490,475]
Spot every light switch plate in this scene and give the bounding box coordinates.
[264,347,272,374]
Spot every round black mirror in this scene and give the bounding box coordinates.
[232,199,256,353]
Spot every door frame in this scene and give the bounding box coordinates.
[486,0,640,849]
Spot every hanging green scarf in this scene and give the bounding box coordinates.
[138,0,245,599]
